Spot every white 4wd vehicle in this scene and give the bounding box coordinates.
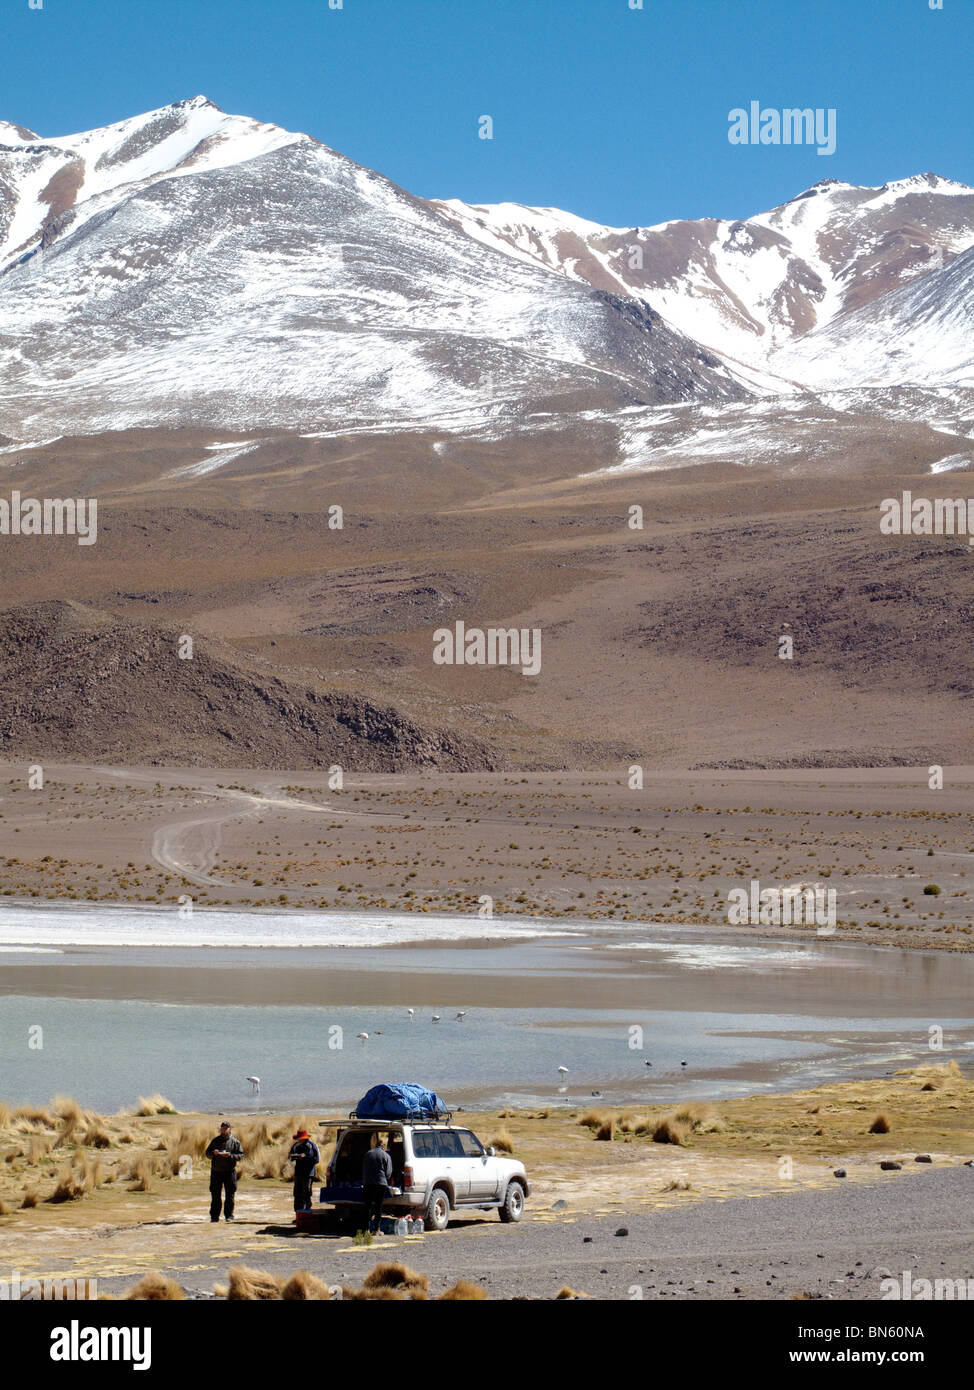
[319,1118,530,1230]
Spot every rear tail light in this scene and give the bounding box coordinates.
[403,1164,414,1189]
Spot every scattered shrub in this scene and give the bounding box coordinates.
[281,1271,334,1301]
[123,1272,185,1301]
[649,1117,689,1146]
[437,1280,487,1301]
[227,1266,283,1301]
[135,1095,177,1117]
[363,1262,429,1295]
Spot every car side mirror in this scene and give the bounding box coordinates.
[484,1146,494,1157]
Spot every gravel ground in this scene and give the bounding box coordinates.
[100,1166,974,1301]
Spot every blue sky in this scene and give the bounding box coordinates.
[1,0,970,225]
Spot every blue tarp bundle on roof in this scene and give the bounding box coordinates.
[355,1083,447,1119]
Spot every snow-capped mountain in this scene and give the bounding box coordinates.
[0,97,746,440]
[1,96,971,448]
[775,241,974,388]
[434,174,974,375]
[0,98,302,271]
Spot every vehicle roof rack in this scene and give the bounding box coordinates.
[317,1110,454,1126]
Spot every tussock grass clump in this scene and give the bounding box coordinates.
[165,1124,210,1174]
[27,1134,53,1164]
[490,1130,514,1154]
[49,1157,98,1204]
[905,1060,961,1090]
[53,1095,84,1126]
[83,1123,113,1149]
[555,1286,589,1299]
[437,1280,487,1301]
[0,1101,12,1128]
[241,1120,277,1155]
[13,1105,55,1131]
[662,1177,692,1192]
[673,1103,725,1134]
[0,1198,11,1216]
[869,1114,891,1134]
[648,1117,689,1146]
[21,1187,39,1209]
[135,1094,177,1117]
[577,1110,606,1130]
[281,1271,334,1301]
[126,1154,156,1192]
[363,1262,429,1295]
[248,1145,286,1180]
[227,1265,283,1300]
[595,1118,614,1142]
[123,1272,185,1301]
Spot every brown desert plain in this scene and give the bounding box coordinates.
[1,421,973,1298]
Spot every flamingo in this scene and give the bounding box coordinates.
[557,1066,569,1078]
[455,1011,467,1022]
[246,1076,260,1096]
[357,1032,369,1044]
[407,1009,414,1020]
[431,1015,441,1023]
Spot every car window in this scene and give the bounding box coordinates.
[456,1130,484,1157]
[411,1131,437,1159]
[436,1131,464,1158]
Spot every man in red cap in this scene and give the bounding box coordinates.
[288,1128,321,1219]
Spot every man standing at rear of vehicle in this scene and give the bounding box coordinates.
[361,1133,392,1234]
[206,1120,244,1222]
[288,1128,320,1219]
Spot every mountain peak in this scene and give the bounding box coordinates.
[0,119,40,144]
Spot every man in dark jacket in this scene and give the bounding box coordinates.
[361,1133,392,1234]
[288,1128,321,1218]
[205,1121,244,1222]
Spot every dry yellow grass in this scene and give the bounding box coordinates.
[226,1265,283,1300]
[134,1094,177,1117]
[123,1272,185,1301]
[83,1123,113,1149]
[247,1145,286,1180]
[595,1118,614,1142]
[281,1270,334,1301]
[363,1262,429,1295]
[648,1117,688,1146]
[437,1280,488,1301]
[489,1130,514,1154]
[12,1105,54,1131]
[577,1110,606,1130]
[49,1157,100,1204]
[869,1114,891,1134]
[126,1154,155,1192]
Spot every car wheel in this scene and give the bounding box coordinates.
[499,1181,524,1223]
[425,1186,451,1231]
